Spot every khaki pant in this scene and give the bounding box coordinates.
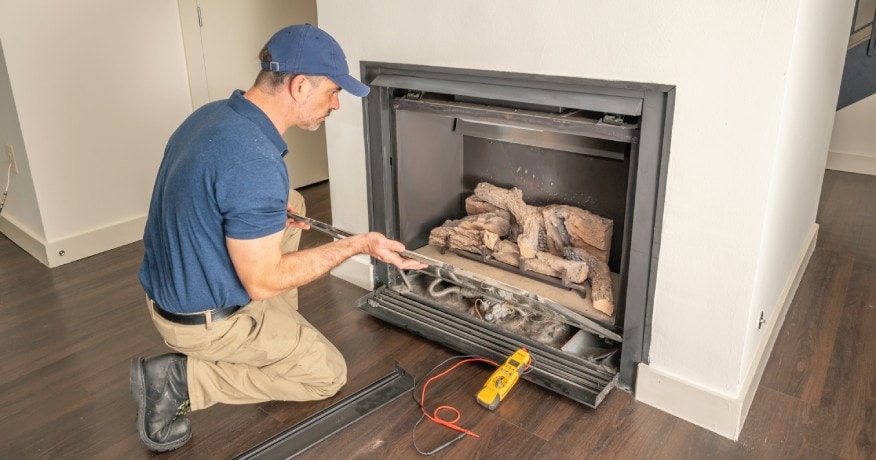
[148,190,347,411]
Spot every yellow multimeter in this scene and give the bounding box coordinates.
[476,348,531,410]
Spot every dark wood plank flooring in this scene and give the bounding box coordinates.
[1,170,874,459]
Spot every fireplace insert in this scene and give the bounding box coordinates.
[355,63,674,407]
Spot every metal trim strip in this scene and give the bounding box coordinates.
[233,364,415,460]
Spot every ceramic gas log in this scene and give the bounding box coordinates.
[429,183,616,316]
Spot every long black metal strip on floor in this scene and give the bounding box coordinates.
[233,364,415,460]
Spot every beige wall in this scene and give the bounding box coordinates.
[177,0,328,188]
[0,0,192,266]
[0,1,327,265]
[0,36,42,249]
[854,0,876,30]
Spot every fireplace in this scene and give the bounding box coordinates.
[356,63,673,407]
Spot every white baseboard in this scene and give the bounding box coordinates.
[0,214,146,268]
[826,151,876,176]
[0,214,48,265]
[636,364,741,438]
[330,255,374,290]
[635,223,818,440]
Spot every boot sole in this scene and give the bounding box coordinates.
[129,357,191,452]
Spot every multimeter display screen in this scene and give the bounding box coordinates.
[508,359,519,367]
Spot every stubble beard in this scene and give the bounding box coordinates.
[305,110,332,132]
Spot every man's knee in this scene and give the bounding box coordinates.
[297,352,347,400]
[287,333,347,400]
[311,364,347,399]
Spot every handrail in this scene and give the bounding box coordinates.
[849,24,871,49]
[871,10,876,56]
[850,0,875,55]
[871,23,876,56]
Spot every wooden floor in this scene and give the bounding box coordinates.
[1,170,874,459]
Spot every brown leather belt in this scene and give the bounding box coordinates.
[152,301,242,326]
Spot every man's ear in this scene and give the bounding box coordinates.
[288,74,311,101]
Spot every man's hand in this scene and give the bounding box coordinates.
[286,205,310,230]
[227,229,426,301]
[358,232,428,270]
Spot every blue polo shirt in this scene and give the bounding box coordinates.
[139,90,289,313]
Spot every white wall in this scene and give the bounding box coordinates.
[741,0,854,433]
[317,0,852,438]
[827,94,876,176]
[0,0,192,266]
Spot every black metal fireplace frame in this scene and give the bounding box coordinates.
[359,62,674,390]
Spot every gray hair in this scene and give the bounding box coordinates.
[254,45,325,91]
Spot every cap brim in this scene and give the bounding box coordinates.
[330,74,371,98]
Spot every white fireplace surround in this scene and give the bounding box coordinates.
[318,0,854,439]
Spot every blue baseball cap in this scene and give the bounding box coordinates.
[260,24,370,97]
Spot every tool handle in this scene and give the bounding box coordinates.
[287,213,354,239]
[287,213,444,269]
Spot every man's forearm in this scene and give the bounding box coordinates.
[228,229,422,301]
[255,235,366,300]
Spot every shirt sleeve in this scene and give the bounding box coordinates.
[216,157,288,240]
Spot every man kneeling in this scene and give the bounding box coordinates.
[131,23,424,451]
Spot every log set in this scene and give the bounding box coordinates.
[472,183,543,259]
[429,182,616,316]
[543,205,612,263]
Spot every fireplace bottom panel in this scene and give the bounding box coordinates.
[357,287,617,408]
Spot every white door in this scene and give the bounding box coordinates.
[178,0,329,188]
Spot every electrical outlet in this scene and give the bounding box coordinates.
[5,144,17,174]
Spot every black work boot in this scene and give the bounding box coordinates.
[130,353,192,451]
